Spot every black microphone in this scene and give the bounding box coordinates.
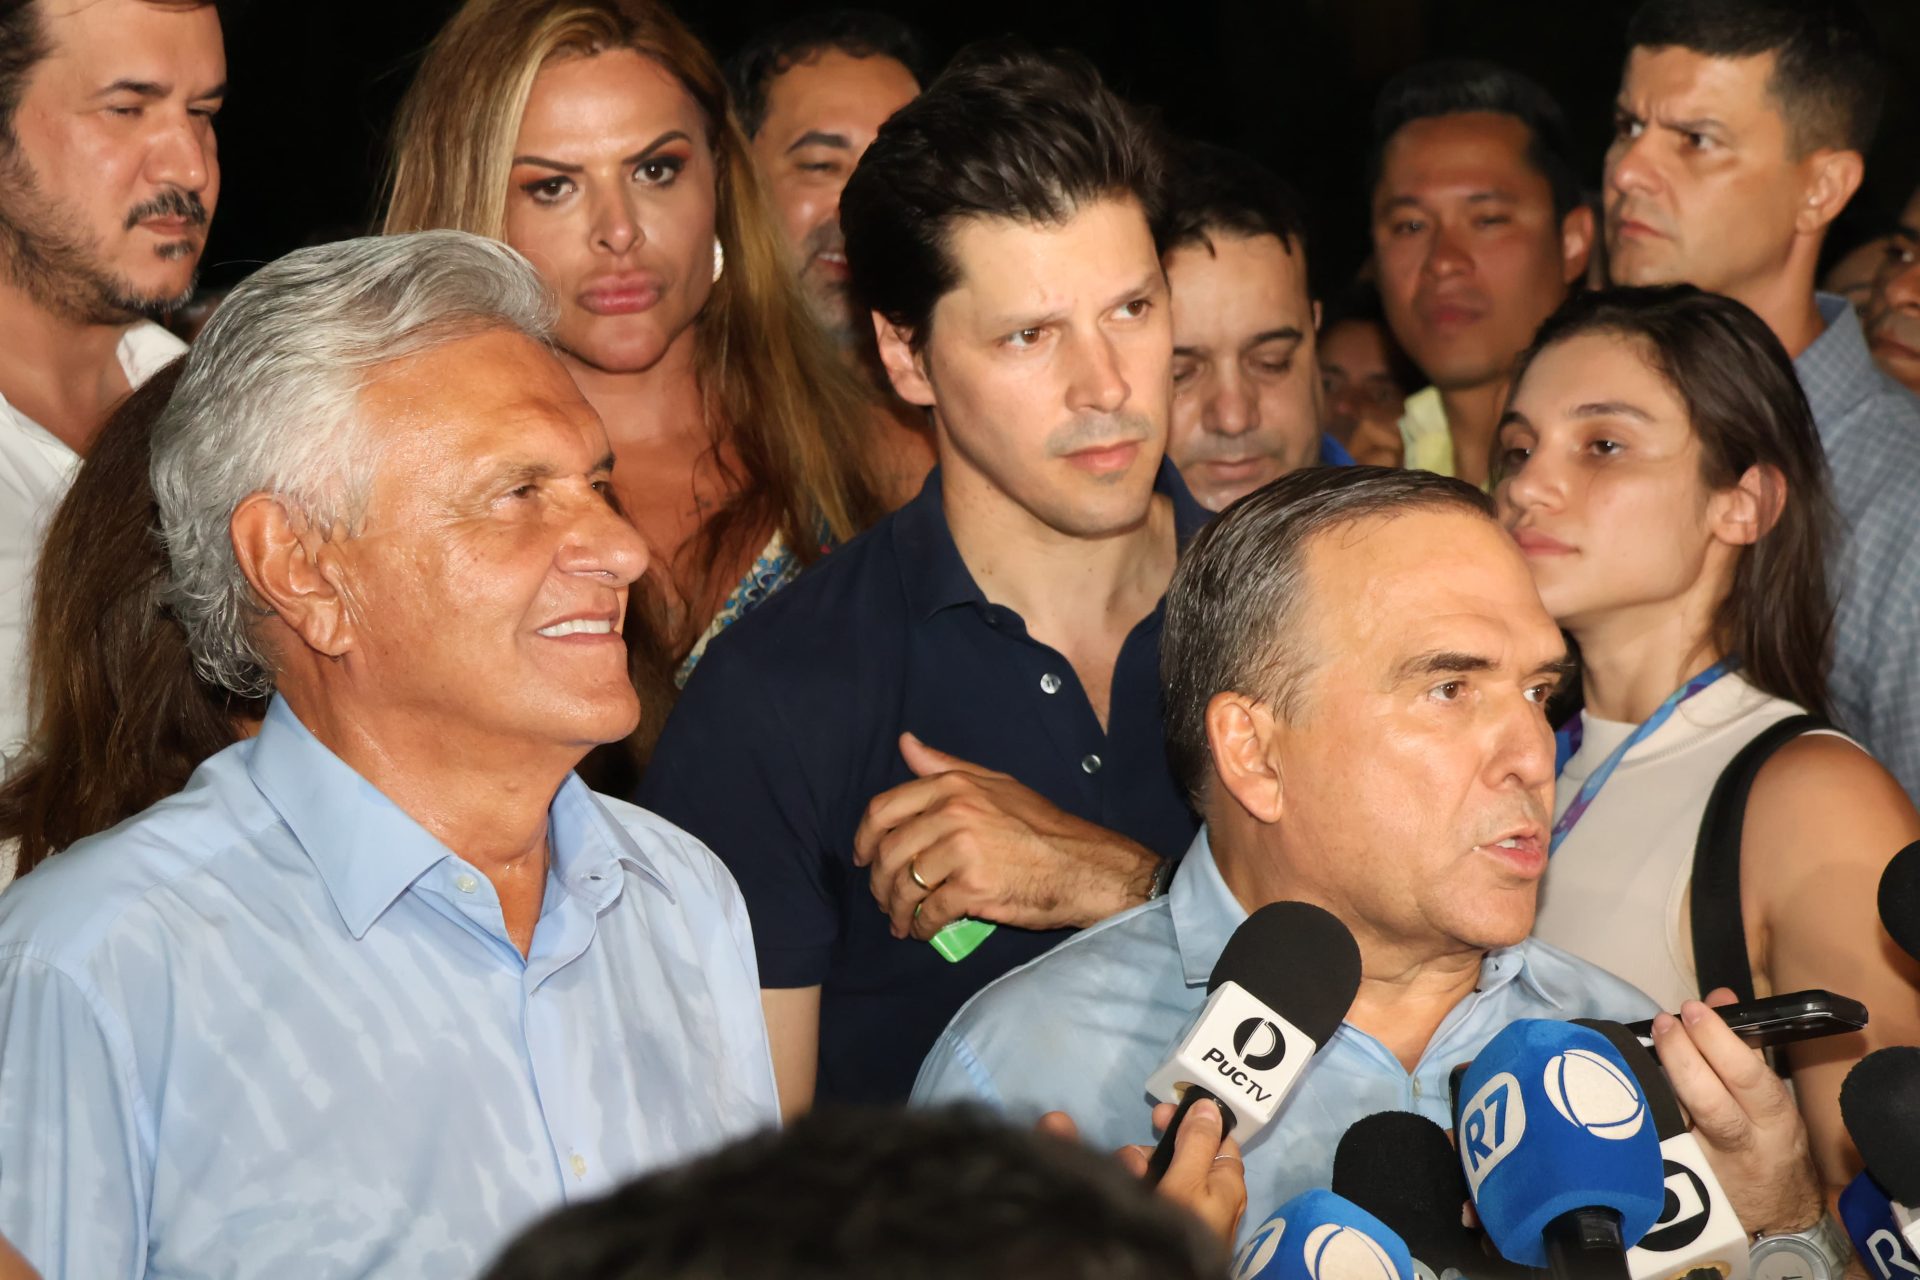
[1333,1110,1535,1280]
[1142,900,1361,1184]
[1877,841,1920,965]
[1841,1047,1920,1258]
[1574,1020,1750,1280]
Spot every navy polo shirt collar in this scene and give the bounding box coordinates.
[893,457,1211,622]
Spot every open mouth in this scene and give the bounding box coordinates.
[536,617,618,638]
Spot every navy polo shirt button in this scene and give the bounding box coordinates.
[1080,754,1102,774]
[1039,673,1062,694]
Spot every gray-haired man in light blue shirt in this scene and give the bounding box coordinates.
[913,468,1658,1241]
[917,468,1838,1253]
[0,231,779,1279]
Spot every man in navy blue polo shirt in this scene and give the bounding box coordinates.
[639,42,1205,1109]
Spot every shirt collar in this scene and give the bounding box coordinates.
[1797,293,1884,445]
[1168,827,1249,987]
[246,696,671,938]
[1169,826,1561,1008]
[895,457,1211,621]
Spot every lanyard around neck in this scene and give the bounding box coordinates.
[1550,659,1738,854]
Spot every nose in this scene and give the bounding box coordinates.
[1882,256,1920,313]
[1421,222,1471,283]
[1493,689,1558,798]
[1496,441,1562,521]
[1066,329,1131,417]
[145,110,214,194]
[1204,366,1258,438]
[1605,131,1657,200]
[591,186,642,257]
[557,485,651,587]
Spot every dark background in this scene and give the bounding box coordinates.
[203,0,1920,297]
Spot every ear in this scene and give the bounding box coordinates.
[1708,463,1785,549]
[228,494,356,662]
[1205,691,1285,824]
[872,312,935,407]
[1798,149,1865,236]
[1559,203,1596,285]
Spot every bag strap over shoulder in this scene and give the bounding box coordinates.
[1689,714,1830,1003]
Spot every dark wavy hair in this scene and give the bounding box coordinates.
[0,359,263,874]
[1498,284,1834,719]
[841,38,1167,352]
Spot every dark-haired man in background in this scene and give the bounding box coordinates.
[1864,183,1920,397]
[642,42,1203,1113]
[728,10,934,500]
[1162,142,1345,512]
[1368,61,1593,487]
[1608,0,1920,801]
[0,0,222,762]
[729,10,925,350]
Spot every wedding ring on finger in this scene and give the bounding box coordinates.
[909,858,931,892]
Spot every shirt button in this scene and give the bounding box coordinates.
[1081,754,1102,775]
[453,874,479,894]
[1039,672,1062,694]
[1411,1078,1424,1098]
[570,1152,587,1179]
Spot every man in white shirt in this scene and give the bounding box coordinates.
[0,0,223,759]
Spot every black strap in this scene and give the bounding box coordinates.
[1690,714,1830,1002]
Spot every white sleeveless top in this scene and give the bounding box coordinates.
[1532,672,1846,1011]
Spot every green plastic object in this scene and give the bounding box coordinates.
[929,918,997,963]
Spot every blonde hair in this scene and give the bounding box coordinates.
[383,0,885,605]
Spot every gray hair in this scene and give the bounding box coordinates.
[1160,466,1495,808]
[151,230,558,697]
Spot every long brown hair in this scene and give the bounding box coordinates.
[381,0,886,632]
[1499,284,1835,719]
[0,360,264,874]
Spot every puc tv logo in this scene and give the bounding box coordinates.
[1234,1017,1287,1072]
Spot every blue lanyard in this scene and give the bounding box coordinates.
[1550,659,1737,854]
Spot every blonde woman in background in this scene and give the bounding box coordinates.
[385,0,908,710]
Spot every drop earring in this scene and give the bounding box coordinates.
[712,237,725,283]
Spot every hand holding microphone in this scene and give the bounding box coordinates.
[1142,900,1363,1183]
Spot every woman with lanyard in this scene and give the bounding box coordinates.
[1495,285,1920,1194]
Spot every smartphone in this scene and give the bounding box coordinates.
[1624,988,1867,1052]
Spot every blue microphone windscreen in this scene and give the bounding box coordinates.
[1456,1019,1666,1268]
[1232,1189,1415,1280]
[1839,1168,1919,1280]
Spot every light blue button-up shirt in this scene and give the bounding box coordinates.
[0,697,779,1280]
[1796,293,1920,804]
[912,829,1655,1246]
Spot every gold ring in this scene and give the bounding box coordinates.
[910,858,931,892]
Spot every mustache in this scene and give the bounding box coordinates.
[125,188,208,231]
[1045,411,1155,458]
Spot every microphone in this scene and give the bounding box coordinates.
[1143,900,1362,1184]
[1573,1020,1749,1280]
[1841,1048,1920,1261]
[1455,1019,1666,1280]
[1877,841,1920,964]
[1841,1169,1920,1280]
[1231,1188,1416,1280]
[1332,1110,1527,1280]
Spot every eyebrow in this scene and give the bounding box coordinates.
[96,78,227,101]
[1569,399,1653,422]
[1894,222,1920,241]
[1392,649,1577,684]
[1244,327,1304,349]
[512,129,692,174]
[481,452,616,486]
[786,130,852,153]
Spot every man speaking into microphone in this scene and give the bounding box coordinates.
[913,467,1654,1219]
